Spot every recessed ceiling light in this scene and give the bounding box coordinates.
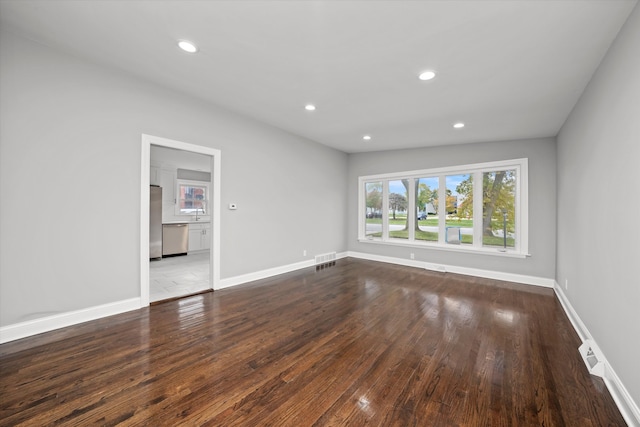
[363,135,372,141]
[453,122,465,129]
[178,40,198,53]
[418,70,436,81]
[305,104,316,111]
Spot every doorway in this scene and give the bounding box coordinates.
[140,134,221,306]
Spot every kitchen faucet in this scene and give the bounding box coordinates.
[195,207,205,221]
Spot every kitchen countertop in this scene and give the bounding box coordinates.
[163,220,210,225]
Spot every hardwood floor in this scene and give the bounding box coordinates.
[0,259,627,426]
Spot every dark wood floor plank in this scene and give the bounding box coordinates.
[0,259,627,426]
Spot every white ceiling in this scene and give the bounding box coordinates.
[0,0,636,153]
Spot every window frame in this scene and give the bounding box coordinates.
[357,158,529,258]
[174,179,210,216]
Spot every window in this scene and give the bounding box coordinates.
[358,159,528,257]
[175,179,209,216]
[446,174,473,245]
[482,170,516,248]
[416,176,438,242]
[365,182,382,237]
[388,179,408,240]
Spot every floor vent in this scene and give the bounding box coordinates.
[315,252,337,270]
[578,340,604,377]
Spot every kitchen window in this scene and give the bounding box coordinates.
[358,158,528,257]
[175,179,209,216]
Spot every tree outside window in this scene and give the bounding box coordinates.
[365,182,382,237]
[415,177,438,242]
[388,180,408,239]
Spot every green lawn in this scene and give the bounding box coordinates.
[388,229,438,241]
[366,217,474,227]
[482,235,515,247]
[368,228,514,247]
[366,216,514,247]
[367,218,473,228]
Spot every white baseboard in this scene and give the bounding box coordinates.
[217,251,349,290]
[554,283,640,427]
[0,298,141,344]
[216,250,545,293]
[346,251,555,288]
[0,251,354,343]
[343,252,638,424]
[4,255,635,426]
[553,281,589,341]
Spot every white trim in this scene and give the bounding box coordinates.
[361,158,529,181]
[554,283,640,426]
[604,363,640,427]
[219,252,349,290]
[408,178,416,241]
[343,253,639,424]
[141,134,222,301]
[211,153,221,290]
[518,159,529,254]
[0,250,352,343]
[140,140,151,306]
[438,175,446,243]
[3,251,634,424]
[0,298,141,344]
[472,171,483,246]
[553,281,590,342]
[357,238,529,258]
[347,251,554,288]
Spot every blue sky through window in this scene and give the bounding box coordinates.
[446,174,469,196]
[388,180,406,195]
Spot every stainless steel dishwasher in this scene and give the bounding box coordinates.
[162,223,189,256]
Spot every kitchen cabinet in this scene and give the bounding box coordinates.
[150,166,161,186]
[188,223,211,252]
[160,169,177,205]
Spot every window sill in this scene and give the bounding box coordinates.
[358,237,530,259]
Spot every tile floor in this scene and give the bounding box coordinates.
[150,251,211,302]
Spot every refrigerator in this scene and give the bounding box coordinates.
[150,185,162,259]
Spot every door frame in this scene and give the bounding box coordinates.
[140,134,221,306]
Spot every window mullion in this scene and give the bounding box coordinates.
[382,181,389,240]
[438,175,446,244]
[408,178,416,241]
[359,178,365,239]
[516,164,525,253]
[473,171,483,247]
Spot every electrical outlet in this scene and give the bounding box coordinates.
[565,279,569,290]
[303,250,307,257]
[410,253,415,260]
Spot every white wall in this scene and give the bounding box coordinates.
[347,137,557,280]
[1,6,638,417]
[151,145,212,172]
[557,3,640,409]
[0,31,348,327]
